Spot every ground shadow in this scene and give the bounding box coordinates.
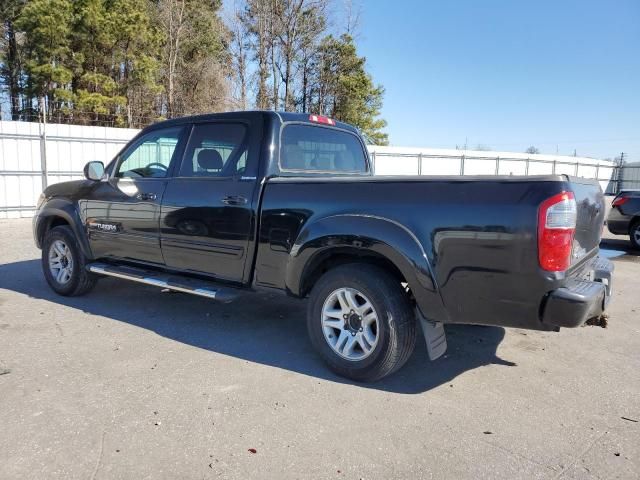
[599,237,639,262]
[0,258,515,394]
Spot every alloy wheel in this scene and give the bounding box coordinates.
[321,287,379,361]
[48,240,74,285]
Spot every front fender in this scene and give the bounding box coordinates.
[286,214,449,322]
[34,198,93,259]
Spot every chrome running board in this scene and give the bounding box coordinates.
[87,262,239,302]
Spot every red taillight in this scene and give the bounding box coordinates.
[538,191,577,272]
[612,196,629,207]
[309,114,335,125]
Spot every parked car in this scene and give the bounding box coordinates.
[33,111,613,381]
[607,190,640,249]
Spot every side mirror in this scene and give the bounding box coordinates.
[83,161,105,181]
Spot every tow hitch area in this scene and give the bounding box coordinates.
[585,313,609,328]
[417,311,447,360]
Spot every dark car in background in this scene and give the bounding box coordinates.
[607,190,640,249]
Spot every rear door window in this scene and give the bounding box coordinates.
[179,123,247,177]
[280,124,368,173]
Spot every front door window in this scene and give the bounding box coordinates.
[115,127,184,179]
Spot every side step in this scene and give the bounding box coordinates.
[87,262,239,303]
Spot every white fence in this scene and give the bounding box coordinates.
[0,120,620,218]
[0,121,137,218]
[369,146,617,194]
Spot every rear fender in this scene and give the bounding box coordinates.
[286,214,449,322]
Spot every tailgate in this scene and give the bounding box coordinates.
[569,177,605,264]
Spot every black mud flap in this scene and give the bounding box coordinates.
[417,311,447,360]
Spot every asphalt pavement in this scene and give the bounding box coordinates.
[0,219,638,479]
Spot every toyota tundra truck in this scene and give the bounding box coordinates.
[33,111,613,381]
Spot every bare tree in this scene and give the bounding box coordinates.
[475,144,492,151]
[272,0,327,111]
[241,0,327,112]
[243,0,272,109]
[157,0,232,117]
[229,2,249,109]
[525,146,540,154]
[158,0,187,117]
[342,0,362,37]
[269,0,281,110]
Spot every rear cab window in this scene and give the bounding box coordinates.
[280,124,369,174]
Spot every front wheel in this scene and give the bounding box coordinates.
[307,264,417,382]
[42,225,97,296]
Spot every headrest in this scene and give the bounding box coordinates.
[335,151,357,171]
[311,156,331,170]
[197,149,223,170]
[282,144,306,169]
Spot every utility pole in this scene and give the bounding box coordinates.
[39,96,48,190]
[613,152,625,195]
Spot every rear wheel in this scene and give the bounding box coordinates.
[42,225,97,296]
[307,264,417,382]
[630,220,640,250]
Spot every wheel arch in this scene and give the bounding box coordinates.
[286,214,449,322]
[35,201,93,259]
[299,247,407,297]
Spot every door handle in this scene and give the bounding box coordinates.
[136,192,157,201]
[221,195,248,206]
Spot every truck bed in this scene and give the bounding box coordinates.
[257,174,605,331]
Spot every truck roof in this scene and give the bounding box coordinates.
[141,110,360,134]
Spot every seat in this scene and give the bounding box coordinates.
[335,151,357,171]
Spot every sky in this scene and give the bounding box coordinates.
[354,0,640,160]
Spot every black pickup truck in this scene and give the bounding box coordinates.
[33,111,613,381]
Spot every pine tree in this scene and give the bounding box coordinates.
[109,0,162,126]
[71,0,124,124]
[1,0,388,136]
[312,34,388,145]
[16,0,74,118]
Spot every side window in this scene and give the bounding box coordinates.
[116,127,184,178]
[179,123,247,177]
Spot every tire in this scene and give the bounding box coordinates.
[307,264,417,382]
[630,219,640,250]
[42,225,97,296]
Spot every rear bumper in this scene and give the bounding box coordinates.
[541,257,613,328]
